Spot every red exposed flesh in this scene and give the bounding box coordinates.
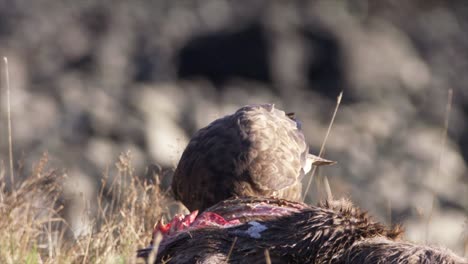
[152,201,302,241]
[144,198,310,255]
[153,210,199,238]
[191,212,241,228]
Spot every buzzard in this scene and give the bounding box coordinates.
[172,104,334,211]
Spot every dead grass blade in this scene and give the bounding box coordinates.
[425,88,453,243]
[264,249,272,264]
[148,231,163,264]
[323,175,333,201]
[226,236,238,262]
[303,91,343,201]
[3,57,14,195]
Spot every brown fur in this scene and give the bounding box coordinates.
[141,198,466,264]
[344,237,467,264]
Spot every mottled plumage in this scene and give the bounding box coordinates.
[140,197,465,264]
[172,104,333,212]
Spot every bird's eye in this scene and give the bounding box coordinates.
[287,112,302,129]
[286,112,296,120]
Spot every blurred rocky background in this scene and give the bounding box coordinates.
[0,0,466,255]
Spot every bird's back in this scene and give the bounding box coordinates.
[172,104,309,211]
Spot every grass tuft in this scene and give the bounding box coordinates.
[0,152,173,263]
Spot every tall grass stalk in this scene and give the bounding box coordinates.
[3,57,14,195]
[425,88,453,243]
[303,91,342,202]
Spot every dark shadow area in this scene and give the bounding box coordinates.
[177,22,271,88]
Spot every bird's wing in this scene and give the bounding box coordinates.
[245,106,308,193]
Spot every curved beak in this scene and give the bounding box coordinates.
[303,154,336,174]
[308,154,336,166]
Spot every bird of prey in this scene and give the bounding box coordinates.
[172,104,334,212]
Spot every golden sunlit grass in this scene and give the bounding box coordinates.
[0,153,171,263]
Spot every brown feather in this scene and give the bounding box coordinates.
[172,104,310,211]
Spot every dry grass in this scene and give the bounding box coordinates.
[0,152,172,263]
[1,56,174,263]
[303,91,342,202]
